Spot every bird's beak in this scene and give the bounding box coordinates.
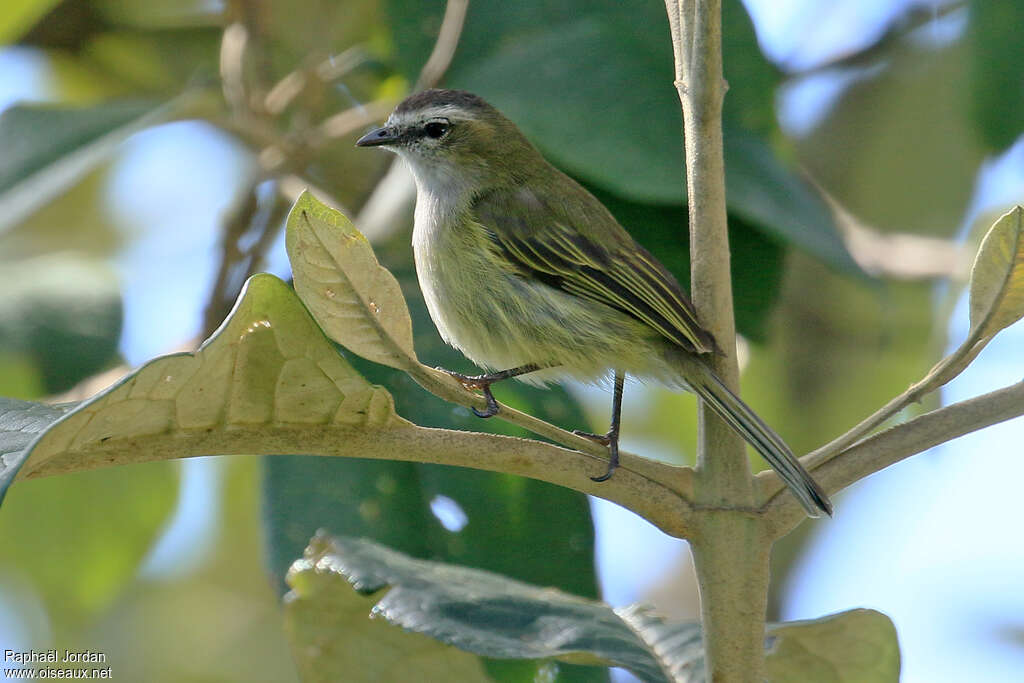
[356,126,399,147]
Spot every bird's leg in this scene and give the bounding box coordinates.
[580,371,624,483]
[444,363,545,418]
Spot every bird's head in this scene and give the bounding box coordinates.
[356,89,540,195]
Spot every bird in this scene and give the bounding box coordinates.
[356,88,831,517]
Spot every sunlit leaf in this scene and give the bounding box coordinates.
[0,0,62,44]
[0,99,165,233]
[3,274,402,500]
[968,206,1024,339]
[765,609,900,682]
[0,270,581,568]
[286,190,419,372]
[286,534,900,682]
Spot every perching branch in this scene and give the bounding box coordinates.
[11,271,698,540]
[21,418,697,540]
[404,362,695,501]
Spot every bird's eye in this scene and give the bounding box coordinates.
[424,121,450,139]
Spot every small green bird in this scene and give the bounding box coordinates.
[357,89,831,517]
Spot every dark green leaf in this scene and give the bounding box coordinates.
[0,397,72,500]
[0,99,163,232]
[289,533,670,682]
[722,130,858,274]
[287,534,901,683]
[968,0,1024,151]
[0,255,123,393]
[285,533,493,682]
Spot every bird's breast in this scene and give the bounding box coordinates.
[412,196,504,360]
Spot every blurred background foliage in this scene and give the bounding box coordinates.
[0,0,1022,681]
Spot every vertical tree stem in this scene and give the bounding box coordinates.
[673,0,747,499]
[665,0,767,680]
[691,519,772,682]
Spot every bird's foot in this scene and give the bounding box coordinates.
[442,369,501,418]
[573,429,619,482]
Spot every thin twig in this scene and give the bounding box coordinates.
[763,380,1024,536]
[414,0,470,91]
[202,181,290,337]
[219,22,248,112]
[265,47,371,116]
[313,99,398,143]
[806,319,993,467]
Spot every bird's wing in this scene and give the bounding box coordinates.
[473,185,718,354]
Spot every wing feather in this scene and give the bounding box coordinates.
[474,186,717,354]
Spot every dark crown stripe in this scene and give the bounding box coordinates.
[395,89,493,115]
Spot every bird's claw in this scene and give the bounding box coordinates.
[573,429,618,482]
[441,369,501,419]
[590,437,619,482]
[471,386,500,418]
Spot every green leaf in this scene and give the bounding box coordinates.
[968,0,1024,151]
[288,533,661,681]
[765,610,900,683]
[84,28,223,94]
[0,99,165,233]
[0,458,179,621]
[285,533,493,683]
[968,206,1024,339]
[286,189,418,371]
[0,0,62,44]
[0,254,122,394]
[723,131,859,275]
[386,0,856,273]
[286,534,901,683]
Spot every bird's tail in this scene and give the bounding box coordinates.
[679,357,832,518]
